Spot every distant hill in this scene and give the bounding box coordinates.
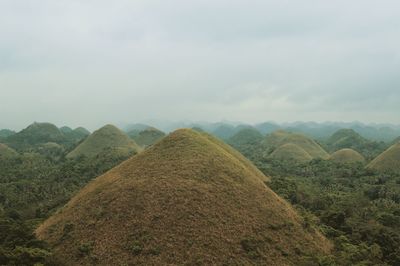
[61,126,90,143]
[254,122,281,134]
[326,129,386,159]
[227,127,264,159]
[329,148,365,164]
[0,143,18,158]
[263,130,329,160]
[124,123,152,135]
[5,122,67,150]
[211,124,237,140]
[37,129,331,265]
[269,143,313,163]
[128,127,166,148]
[367,143,400,173]
[66,124,141,158]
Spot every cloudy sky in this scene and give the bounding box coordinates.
[1,0,399,130]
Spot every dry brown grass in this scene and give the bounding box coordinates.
[330,148,365,164]
[66,124,141,158]
[367,143,400,173]
[37,129,331,265]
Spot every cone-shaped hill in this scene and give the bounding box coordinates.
[66,125,141,159]
[0,143,18,158]
[129,127,166,148]
[37,129,330,265]
[263,130,329,160]
[367,143,400,173]
[5,122,67,150]
[269,143,313,163]
[330,149,365,164]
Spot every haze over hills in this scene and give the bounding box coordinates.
[367,143,400,173]
[329,149,365,164]
[36,129,331,265]
[66,124,141,159]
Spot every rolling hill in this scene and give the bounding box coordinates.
[367,143,400,173]
[269,143,313,163]
[263,130,329,160]
[329,148,365,164]
[37,129,330,265]
[66,125,141,158]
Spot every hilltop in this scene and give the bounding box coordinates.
[66,124,141,158]
[0,143,18,158]
[128,127,166,148]
[37,129,330,265]
[5,122,67,150]
[329,148,365,164]
[263,130,329,160]
[367,143,400,173]
[269,143,313,163]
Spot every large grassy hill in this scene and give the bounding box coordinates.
[37,129,330,265]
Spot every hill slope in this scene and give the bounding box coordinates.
[37,129,330,265]
[263,130,329,160]
[330,148,365,164]
[66,125,141,158]
[269,143,313,163]
[367,143,400,173]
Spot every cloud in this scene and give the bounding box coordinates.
[0,0,400,129]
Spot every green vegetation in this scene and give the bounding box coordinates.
[245,154,400,265]
[0,143,18,158]
[325,129,386,160]
[5,123,68,151]
[227,127,263,159]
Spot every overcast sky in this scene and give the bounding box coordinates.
[1,0,399,130]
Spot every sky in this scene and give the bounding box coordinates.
[1,0,400,130]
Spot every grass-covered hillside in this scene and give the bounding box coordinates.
[37,129,330,266]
